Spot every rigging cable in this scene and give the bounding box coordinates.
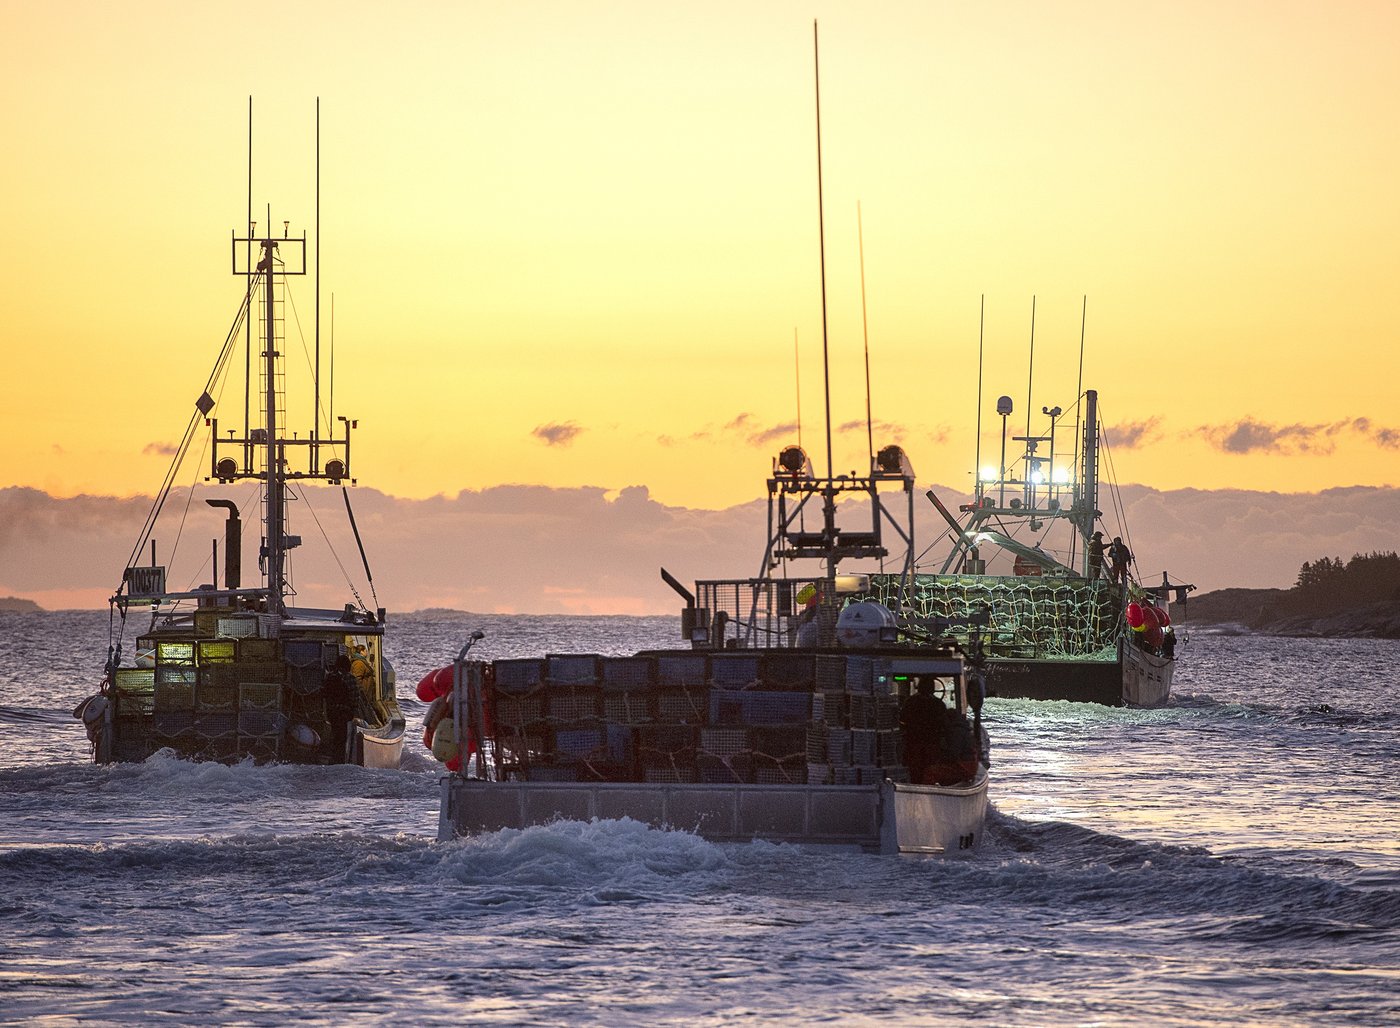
[1096,407,1137,581]
[120,276,258,581]
[297,484,370,611]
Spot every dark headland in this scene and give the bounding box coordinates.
[1187,552,1400,639]
[0,596,44,613]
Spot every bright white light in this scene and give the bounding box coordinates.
[979,466,999,482]
[1053,467,1072,484]
[1029,470,1045,485]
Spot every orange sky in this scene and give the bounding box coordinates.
[5,1,1400,515]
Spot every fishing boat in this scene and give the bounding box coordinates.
[433,23,988,854]
[908,383,1192,707]
[432,632,988,855]
[73,107,404,767]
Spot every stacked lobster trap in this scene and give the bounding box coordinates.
[478,651,909,786]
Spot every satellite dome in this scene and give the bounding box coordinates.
[835,601,895,647]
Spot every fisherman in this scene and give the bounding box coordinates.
[900,680,979,786]
[900,680,945,785]
[794,583,822,648]
[1108,536,1133,587]
[322,655,357,763]
[1087,531,1106,580]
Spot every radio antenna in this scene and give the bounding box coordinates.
[1025,294,1037,445]
[314,97,322,473]
[974,293,985,493]
[794,327,803,451]
[813,20,833,483]
[858,200,873,471]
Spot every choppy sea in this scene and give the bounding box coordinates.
[1,609,1397,1026]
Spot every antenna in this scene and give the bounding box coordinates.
[857,201,873,470]
[1024,295,1037,448]
[813,19,833,484]
[1072,294,1087,498]
[974,293,985,496]
[793,327,803,451]
[244,97,253,460]
[314,97,321,474]
[329,293,335,431]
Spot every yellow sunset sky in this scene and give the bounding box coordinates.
[5,0,1400,515]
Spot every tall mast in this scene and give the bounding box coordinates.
[1080,388,1100,575]
[259,234,286,612]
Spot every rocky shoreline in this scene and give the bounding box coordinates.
[1186,589,1400,639]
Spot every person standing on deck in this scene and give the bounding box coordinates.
[1108,536,1133,587]
[1087,532,1107,579]
[322,656,357,763]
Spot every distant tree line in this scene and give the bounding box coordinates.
[1281,551,1400,614]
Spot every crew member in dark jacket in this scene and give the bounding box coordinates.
[322,656,357,763]
[901,681,979,786]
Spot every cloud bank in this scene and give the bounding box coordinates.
[4,483,1399,614]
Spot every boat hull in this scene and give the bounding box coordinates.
[983,657,1124,706]
[438,771,988,855]
[356,720,406,769]
[983,651,1174,707]
[1122,644,1174,707]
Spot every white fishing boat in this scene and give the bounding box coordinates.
[74,105,404,767]
[434,24,987,853]
[433,639,988,855]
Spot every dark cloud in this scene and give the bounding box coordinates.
[1106,417,1162,450]
[1199,417,1377,455]
[532,422,583,447]
[748,421,798,447]
[726,413,753,432]
[1377,428,1400,449]
[836,418,907,438]
[143,442,179,457]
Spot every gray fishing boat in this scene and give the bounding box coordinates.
[74,105,403,767]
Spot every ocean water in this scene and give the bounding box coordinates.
[1,610,1397,1026]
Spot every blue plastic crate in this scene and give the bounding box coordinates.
[742,691,815,726]
[599,656,656,692]
[710,654,761,690]
[493,659,545,695]
[553,726,605,762]
[656,654,708,688]
[546,654,600,687]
